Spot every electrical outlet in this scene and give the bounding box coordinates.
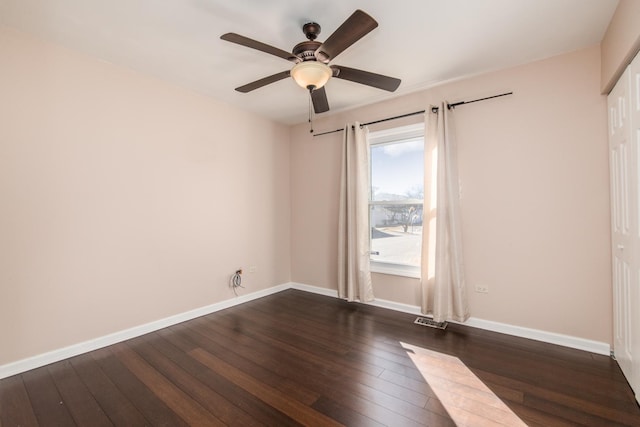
[249,266,257,273]
[475,285,489,293]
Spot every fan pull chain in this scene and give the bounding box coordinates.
[308,90,314,133]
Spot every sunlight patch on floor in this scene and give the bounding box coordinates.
[401,342,527,427]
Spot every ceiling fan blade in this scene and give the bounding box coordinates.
[221,33,298,62]
[235,70,291,93]
[311,86,330,113]
[331,65,401,92]
[314,10,378,62]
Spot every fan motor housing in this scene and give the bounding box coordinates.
[292,40,325,62]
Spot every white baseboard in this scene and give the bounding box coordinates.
[289,282,339,298]
[0,281,611,379]
[0,283,290,380]
[289,282,611,356]
[460,318,611,356]
[289,282,423,314]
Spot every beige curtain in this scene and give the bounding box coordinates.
[420,104,469,322]
[338,122,374,302]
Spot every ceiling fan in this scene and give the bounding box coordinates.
[220,9,401,114]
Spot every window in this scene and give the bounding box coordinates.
[369,123,425,278]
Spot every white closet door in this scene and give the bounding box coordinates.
[608,67,635,388]
[630,53,640,397]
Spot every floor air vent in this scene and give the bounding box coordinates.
[414,317,448,330]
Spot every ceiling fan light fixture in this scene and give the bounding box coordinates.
[291,61,332,90]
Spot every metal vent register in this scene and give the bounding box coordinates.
[414,317,448,330]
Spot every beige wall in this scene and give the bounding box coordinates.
[0,27,291,365]
[0,23,612,366]
[291,45,612,344]
[601,0,640,93]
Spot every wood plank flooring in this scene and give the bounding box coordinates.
[1,289,639,426]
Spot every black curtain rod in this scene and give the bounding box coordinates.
[446,91,513,110]
[312,110,424,137]
[312,91,513,137]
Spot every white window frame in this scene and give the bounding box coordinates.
[368,123,425,279]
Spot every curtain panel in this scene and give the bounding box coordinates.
[421,104,469,322]
[338,123,374,302]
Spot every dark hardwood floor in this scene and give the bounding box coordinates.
[1,289,639,426]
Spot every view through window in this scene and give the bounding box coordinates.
[369,124,425,277]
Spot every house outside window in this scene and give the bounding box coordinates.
[369,123,425,278]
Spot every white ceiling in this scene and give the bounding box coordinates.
[0,0,619,125]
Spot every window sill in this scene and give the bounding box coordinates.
[370,262,421,279]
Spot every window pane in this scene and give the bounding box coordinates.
[369,134,424,269]
[371,138,424,201]
[370,203,423,267]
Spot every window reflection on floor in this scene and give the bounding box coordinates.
[401,342,527,427]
